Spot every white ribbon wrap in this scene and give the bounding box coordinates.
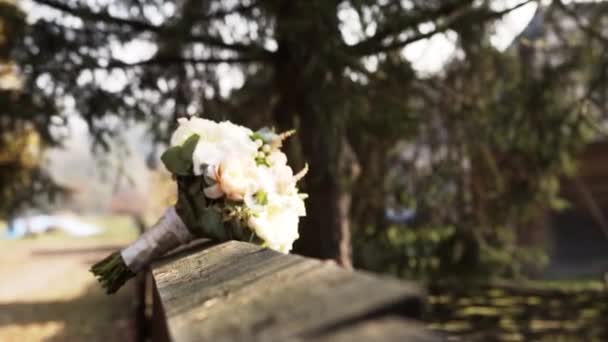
[121,207,194,273]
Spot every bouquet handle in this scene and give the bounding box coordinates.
[91,207,193,294]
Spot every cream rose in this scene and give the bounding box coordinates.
[213,156,260,201]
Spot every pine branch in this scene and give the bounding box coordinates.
[32,0,159,32]
[351,0,475,55]
[555,0,608,46]
[30,0,272,56]
[196,1,259,21]
[29,55,267,73]
[109,56,265,67]
[352,0,536,56]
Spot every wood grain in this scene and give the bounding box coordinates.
[151,240,437,342]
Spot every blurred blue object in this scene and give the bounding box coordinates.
[3,215,102,239]
[385,207,416,224]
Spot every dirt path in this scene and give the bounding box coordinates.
[0,235,135,342]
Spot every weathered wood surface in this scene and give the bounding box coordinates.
[151,240,438,342]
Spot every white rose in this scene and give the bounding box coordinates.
[192,142,223,175]
[171,117,223,175]
[245,192,305,253]
[267,151,288,167]
[273,164,297,195]
[171,118,259,175]
[247,205,300,253]
[218,120,252,140]
[288,193,307,217]
[170,117,220,147]
[215,156,260,201]
[170,117,198,146]
[266,151,299,195]
[254,166,277,195]
[218,121,258,158]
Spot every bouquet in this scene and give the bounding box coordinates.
[91,118,307,294]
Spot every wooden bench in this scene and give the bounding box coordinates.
[146,240,438,341]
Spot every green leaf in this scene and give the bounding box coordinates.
[549,197,570,211]
[255,156,270,167]
[200,207,229,240]
[188,178,207,209]
[181,134,200,161]
[161,146,191,175]
[255,190,268,205]
[253,127,277,144]
[160,134,200,176]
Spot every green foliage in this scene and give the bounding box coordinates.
[196,207,225,239]
[174,176,258,243]
[355,223,549,281]
[160,134,199,176]
[354,224,454,279]
[0,1,66,219]
[354,4,605,279]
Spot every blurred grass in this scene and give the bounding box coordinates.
[517,279,605,291]
[0,215,139,246]
[428,279,608,341]
[0,215,139,342]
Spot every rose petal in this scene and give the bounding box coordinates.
[203,184,224,199]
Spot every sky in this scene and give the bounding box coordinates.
[402,1,538,73]
[400,0,602,73]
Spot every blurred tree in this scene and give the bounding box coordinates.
[0,0,63,219]
[354,2,608,279]
[9,0,534,266]
[8,0,607,272]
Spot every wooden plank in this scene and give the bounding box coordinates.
[151,241,434,342]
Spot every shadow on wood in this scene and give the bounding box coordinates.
[148,240,438,342]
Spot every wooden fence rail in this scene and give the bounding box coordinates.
[143,240,438,341]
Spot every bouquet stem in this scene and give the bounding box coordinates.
[91,207,193,294]
[90,252,135,294]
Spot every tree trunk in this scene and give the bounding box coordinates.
[271,1,357,267]
[351,138,390,234]
[294,135,359,267]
